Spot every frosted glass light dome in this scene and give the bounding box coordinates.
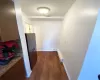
[37,7,50,15]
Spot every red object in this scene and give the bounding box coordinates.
[3,40,19,48]
[0,40,19,60]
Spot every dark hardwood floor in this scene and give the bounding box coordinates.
[0,51,68,80]
[28,51,69,80]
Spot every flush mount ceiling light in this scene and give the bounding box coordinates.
[37,7,50,15]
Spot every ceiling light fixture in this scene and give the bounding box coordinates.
[37,7,50,15]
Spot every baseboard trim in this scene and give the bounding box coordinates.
[57,49,64,62]
[62,62,71,80]
[57,49,71,80]
[36,50,57,51]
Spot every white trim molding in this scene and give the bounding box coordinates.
[62,61,71,80]
[57,49,71,80]
[28,16,64,19]
[57,49,64,62]
[28,16,64,21]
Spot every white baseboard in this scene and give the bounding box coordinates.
[57,49,71,80]
[26,70,32,78]
[36,49,58,52]
[62,62,71,80]
[36,48,58,51]
[57,49,64,62]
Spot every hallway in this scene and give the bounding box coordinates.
[27,51,68,80]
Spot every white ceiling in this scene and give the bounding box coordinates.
[20,0,75,20]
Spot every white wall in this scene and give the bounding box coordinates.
[22,12,32,24]
[22,12,33,33]
[59,0,100,80]
[32,21,62,51]
[78,10,100,80]
[14,0,32,77]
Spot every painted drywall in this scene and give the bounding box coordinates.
[22,12,33,33]
[22,12,32,24]
[58,0,100,80]
[14,0,32,77]
[32,21,62,51]
[22,13,37,52]
[78,10,100,80]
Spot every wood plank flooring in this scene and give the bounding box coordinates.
[28,51,69,80]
